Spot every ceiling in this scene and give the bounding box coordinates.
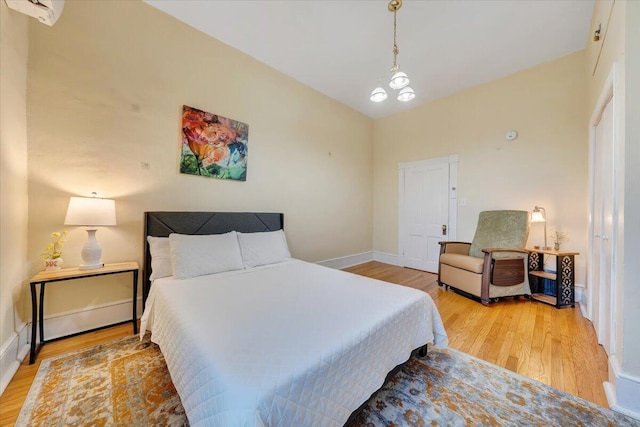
[144,0,594,119]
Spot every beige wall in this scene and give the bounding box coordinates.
[0,3,29,357]
[26,0,373,315]
[373,51,588,283]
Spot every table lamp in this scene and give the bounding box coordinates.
[530,206,547,250]
[64,193,116,269]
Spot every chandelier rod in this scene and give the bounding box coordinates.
[392,6,398,69]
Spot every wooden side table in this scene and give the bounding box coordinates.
[29,261,139,364]
[526,248,579,308]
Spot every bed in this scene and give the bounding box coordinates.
[140,211,448,427]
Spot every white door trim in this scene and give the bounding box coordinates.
[398,155,458,268]
[587,62,619,355]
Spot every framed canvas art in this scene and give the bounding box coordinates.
[180,105,249,181]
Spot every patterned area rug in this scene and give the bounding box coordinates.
[17,335,638,426]
[17,335,186,427]
[347,349,638,427]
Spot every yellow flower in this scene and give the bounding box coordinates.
[42,230,67,260]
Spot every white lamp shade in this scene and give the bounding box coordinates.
[531,211,546,223]
[397,86,415,102]
[370,86,388,102]
[389,70,410,90]
[64,197,117,226]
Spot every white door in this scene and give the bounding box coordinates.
[591,108,604,341]
[399,157,456,273]
[588,65,617,357]
[593,94,615,355]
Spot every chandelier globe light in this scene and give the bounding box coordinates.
[369,0,415,103]
[397,86,416,102]
[389,69,409,90]
[370,85,388,102]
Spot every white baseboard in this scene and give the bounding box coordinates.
[39,298,143,342]
[579,301,589,318]
[372,251,400,266]
[317,252,374,269]
[574,283,586,316]
[317,251,402,270]
[571,283,589,318]
[0,322,30,396]
[605,354,640,420]
[574,283,584,303]
[1,298,142,396]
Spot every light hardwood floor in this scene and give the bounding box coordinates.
[344,261,609,407]
[0,261,609,425]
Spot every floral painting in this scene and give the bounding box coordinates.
[180,105,248,181]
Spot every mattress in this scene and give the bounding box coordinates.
[140,259,447,426]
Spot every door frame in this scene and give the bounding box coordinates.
[587,62,619,354]
[398,154,459,268]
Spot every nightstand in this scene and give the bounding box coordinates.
[29,261,139,364]
[526,248,579,308]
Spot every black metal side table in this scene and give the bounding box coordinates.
[526,248,578,308]
[29,261,139,364]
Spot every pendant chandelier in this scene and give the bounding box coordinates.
[370,0,415,103]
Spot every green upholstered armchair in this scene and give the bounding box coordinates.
[438,210,531,305]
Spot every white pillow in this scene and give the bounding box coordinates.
[237,229,291,268]
[147,236,172,281]
[169,232,244,279]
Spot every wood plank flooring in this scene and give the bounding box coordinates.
[0,261,609,425]
[344,261,609,407]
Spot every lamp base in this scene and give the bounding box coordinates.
[80,228,104,270]
[79,263,104,270]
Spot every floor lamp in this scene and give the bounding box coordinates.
[531,206,547,250]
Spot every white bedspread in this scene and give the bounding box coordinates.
[141,259,447,427]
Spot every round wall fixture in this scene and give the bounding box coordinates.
[505,130,518,141]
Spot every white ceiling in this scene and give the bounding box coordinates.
[144,0,594,119]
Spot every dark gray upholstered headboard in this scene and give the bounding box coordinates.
[143,212,284,304]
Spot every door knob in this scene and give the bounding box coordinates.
[442,224,447,236]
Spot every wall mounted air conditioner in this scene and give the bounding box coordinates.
[4,0,64,26]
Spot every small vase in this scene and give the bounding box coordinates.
[554,243,560,251]
[44,257,63,271]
